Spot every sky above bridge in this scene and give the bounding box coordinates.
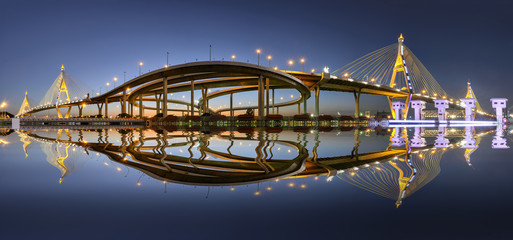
[1,0,512,115]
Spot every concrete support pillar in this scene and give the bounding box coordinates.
[491,98,508,124]
[122,90,127,114]
[314,86,320,117]
[105,98,108,118]
[272,88,275,114]
[391,102,406,120]
[303,93,307,114]
[230,93,233,117]
[139,95,144,118]
[155,94,161,115]
[434,99,449,121]
[410,100,426,120]
[201,86,207,115]
[190,80,195,116]
[130,103,134,116]
[353,90,361,119]
[297,103,300,115]
[97,103,103,116]
[163,77,168,118]
[258,75,264,119]
[265,78,270,116]
[460,98,476,121]
[78,105,83,117]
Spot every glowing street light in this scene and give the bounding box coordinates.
[288,60,294,71]
[267,55,272,67]
[311,68,315,73]
[138,62,143,75]
[300,58,305,72]
[273,66,278,70]
[113,77,118,88]
[256,49,261,65]
[231,55,236,61]
[1,102,6,118]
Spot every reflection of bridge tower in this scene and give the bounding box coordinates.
[16,91,31,117]
[462,126,478,166]
[411,127,426,147]
[434,126,449,148]
[55,65,72,118]
[339,150,445,207]
[390,127,406,147]
[492,125,509,149]
[388,34,414,119]
[38,140,85,183]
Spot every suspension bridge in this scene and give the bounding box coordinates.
[15,34,494,122]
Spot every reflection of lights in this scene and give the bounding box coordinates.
[314,176,318,180]
[137,182,141,186]
[230,187,235,191]
[254,191,261,196]
[300,184,306,189]
[104,162,109,166]
[288,183,294,187]
[116,167,121,171]
[266,187,272,191]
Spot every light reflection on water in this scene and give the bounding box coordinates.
[0,125,511,238]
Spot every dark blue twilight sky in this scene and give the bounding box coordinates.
[1,0,512,114]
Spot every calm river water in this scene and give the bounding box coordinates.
[0,125,512,239]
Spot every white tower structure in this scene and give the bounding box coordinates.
[391,102,406,120]
[434,126,449,148]
[490,98,508,124]
[410,100,425,120]
[434,99,449,121]
[460,98,476,121]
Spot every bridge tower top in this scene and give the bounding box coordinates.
[16,91,31,117]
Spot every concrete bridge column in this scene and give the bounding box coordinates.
[491,98,508,124]
[139,95,144,118]
[230,93,233,117]
[460,98,476,121]
[353,89,361,119]
[122,90,127,114]
[391,102,405,120]
[97,103,103,116]
[190,80,195,116]
[272,89,275,114]
[314,86,320,117]
[266,78,270,116]
[434,99,449,121]
[105,98,108,118]
[155,93,161,115]
[410,100,426,120]
[258,75,264,119]
[201,86,207,115]
[78,105,83,118]
[303,93,307,114]
[163,77,168,118]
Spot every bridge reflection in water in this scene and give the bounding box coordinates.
[15,125,499,206]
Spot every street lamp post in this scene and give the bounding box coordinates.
[231,55,236,62]
[106,82,110,92]
[139,62,143,75]
[289,60,294,71]
[267,55,272,68]
[167,51,169,67]
[256,49,261,65]
[124,72,126,83]
[300,58,305,72]
[113,77,118,88]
